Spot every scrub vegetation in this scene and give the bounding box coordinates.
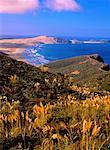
[0,53,110,150]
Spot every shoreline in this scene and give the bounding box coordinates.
[0,37,110,66]
[0,47,28,63]
[22,44,50,66]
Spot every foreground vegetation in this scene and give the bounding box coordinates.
[0,95,110,149]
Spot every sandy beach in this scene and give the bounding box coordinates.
[0,45,28,62]
[0,38,36,62]
[0,36,64,62]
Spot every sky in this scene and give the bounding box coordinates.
[0,0,110,38]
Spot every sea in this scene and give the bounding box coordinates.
[22,43,110,65]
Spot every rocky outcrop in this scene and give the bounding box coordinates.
[89,54,104,63]
[54,37,72,44]
[101,64,110,71]
[89,54,110,71]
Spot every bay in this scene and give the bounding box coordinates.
[23,43,110,65]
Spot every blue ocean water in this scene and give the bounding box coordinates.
[23,43,110,65]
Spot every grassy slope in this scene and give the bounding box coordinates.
[1,53,110,106]
[0,54,69,103]
[48,55,110,91]
[1,54,92,107]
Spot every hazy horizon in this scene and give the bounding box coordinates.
[0,34,110,40]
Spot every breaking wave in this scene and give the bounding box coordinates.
[23,44,50,66]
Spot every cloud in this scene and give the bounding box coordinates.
[0,0,81,14]
[0,0,39,14]
[45,0,81,11]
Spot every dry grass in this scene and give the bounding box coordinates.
[0,95,110,150]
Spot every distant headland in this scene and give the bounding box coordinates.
[0,35,110,62]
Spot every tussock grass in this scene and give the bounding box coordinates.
[0,95,110,150]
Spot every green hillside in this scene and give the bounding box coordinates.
[48,54,110,91]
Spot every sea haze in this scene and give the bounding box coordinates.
[23,43,110,65]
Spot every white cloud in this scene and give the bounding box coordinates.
[45,0,81,11]
[0,0,39,14]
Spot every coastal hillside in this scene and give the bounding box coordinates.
[1,53,92,105]
[48,54,110,91]
[0,53,110,149]
[0,53,71,104]
[1,53,110,105]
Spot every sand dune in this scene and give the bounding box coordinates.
[0,36,69,62]
[0,36,70,61]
